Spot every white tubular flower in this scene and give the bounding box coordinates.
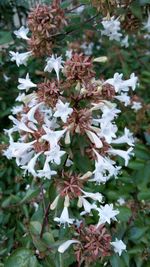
[81,190,103,203]
[101,106,121,121]
[37,159,57,179]
[78,196,97,215]
[85,130,103,148]
[117,197,125,206]
[108,147,134,166]
[11,105,24,115]
[8,141,36,158]
[9,51,32,67]
[45,145,65,165]
[101,16,122,41]
[50,195,60,210]
[143,13,150,33]
[121,35,129,48]
[111,238,126,256]
[58,240,80,253]
[114,92,131,106]
[14,26,29,40]
[131,101,142,112]
[26,102,43,124]
[44,54,64,81]
[21,152,41,176]
[65,50,73,59]
[41,127,66,148]
[97,204,119,225]
[54,99,73,123]
[105,73,138,93]
[112,128,135,146]
[121,73,138,91]
[9,115,34,133]
[98,121,118,144]
[54,206,74,226]
[16,92,38,107]
[18,73,37,92]
[91,150,121,184]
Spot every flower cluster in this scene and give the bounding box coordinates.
[4,46,138,262]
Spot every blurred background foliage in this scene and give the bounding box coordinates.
[0,0,150,267]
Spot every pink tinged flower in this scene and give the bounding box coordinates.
[111,238,126,256]
[37,159,57,179]
[18,73,37,92]
[54,100,73,123]
[26,102,43,124]
[131,101,142,112]
[44,54,64,81]
[85,130,103,148]
[97,204,119,225]
[45,145,65,165]
[9,51,32,67]
[108,147,134,166]
[112,127,134,146]
[114,92,131,106]
[54,206,74,226]
[21,152,41,176]
[14,26,29,40]
[58,240,80,253]
[41,127,66,148]
[9,115,34,133]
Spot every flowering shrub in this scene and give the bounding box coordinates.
[1,1,150,267]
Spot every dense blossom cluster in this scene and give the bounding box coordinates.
[5,46,139,262]
[5,2,147,265]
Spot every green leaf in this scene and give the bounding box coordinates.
[4,248,39,267]
[129,227,148,241]
[0,31,13,45]
[20,188,40,204]
[42,232,55,246]
[137,190,150,201]
[29,221,42,235]
[110,254,125,267]
[117,207,132,222]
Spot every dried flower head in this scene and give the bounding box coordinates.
[37,80,60,107]
[63,53,95,83]
[27,1,67,56]
[74,224,111,265]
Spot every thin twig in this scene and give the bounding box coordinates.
[65,4,85,13]
[40,202,51,239]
